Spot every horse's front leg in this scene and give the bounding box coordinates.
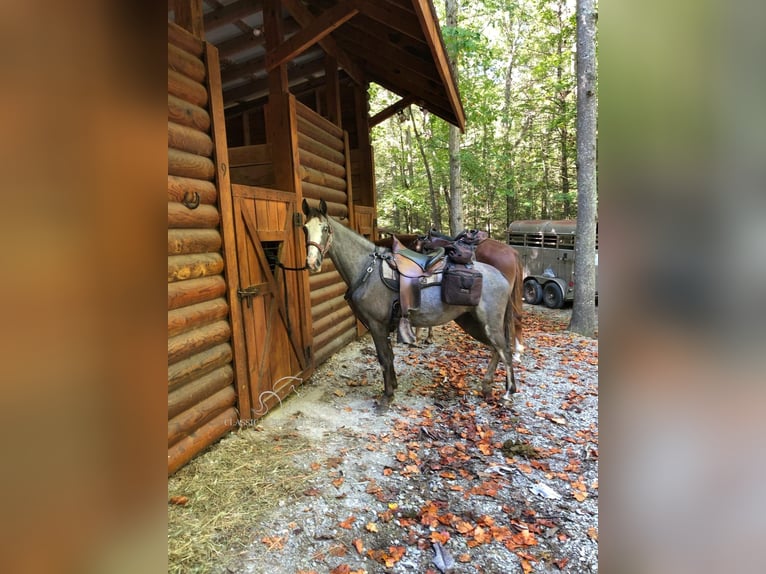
[369,323,397,407]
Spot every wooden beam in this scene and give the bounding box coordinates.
[224,54,325,104]
[173,0,205,40]
[204,0,263,33]
[411,0,465,131]
[281,0,365,85]
[263,0,288,97]
[324,54,341,127]
[217,20,300,60]
[369,95,416,127]
[265,3,359,72]
[205,42,253,423]
[355,0,422,41]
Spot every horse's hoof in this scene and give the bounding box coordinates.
[502,391,515,401]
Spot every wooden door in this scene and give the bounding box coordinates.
[231,184,313,419]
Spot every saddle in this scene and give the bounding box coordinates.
[389,236,446,344]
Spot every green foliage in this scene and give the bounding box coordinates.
[372,0,584,236]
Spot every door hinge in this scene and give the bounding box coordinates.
[237,285,261,308]
[293,212,303,227]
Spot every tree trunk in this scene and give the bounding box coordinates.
[446,0,463,236]
[409,108,441,230]
[557,1,572,218]
[568,0,598,337]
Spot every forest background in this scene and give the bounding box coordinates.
[370,0,582,239]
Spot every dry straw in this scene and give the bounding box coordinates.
[168,428,316,573]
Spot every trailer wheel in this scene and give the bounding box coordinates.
[543,282,564,309]
[523,279,543,305]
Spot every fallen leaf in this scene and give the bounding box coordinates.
[430,531,450,544]
[520,558,533,573]
[339,515,356,529]
[457,553,471,563]
[365,522,378,533]
[587,527,598,541]
[260,535,286,550]
[332,476,345,488]
[352,538,364,554]
[554,557,569,570]
[168,495,188,506]
[329,544,348,557]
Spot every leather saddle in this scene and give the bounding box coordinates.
[389,236,446,344]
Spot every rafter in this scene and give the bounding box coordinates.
[281,0,365,85]
[266,3,359,71]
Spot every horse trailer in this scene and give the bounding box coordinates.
[507,220,598,308]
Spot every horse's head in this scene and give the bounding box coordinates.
[302,198,332,272]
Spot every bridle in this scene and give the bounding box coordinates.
[305,217,333,259]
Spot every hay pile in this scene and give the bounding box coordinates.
[168,428,316,573]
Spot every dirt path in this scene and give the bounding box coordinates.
[169,304,598,573]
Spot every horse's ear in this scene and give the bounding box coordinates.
[302,198,310,216]
[319,199,327,215]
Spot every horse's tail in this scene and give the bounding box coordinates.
[510,254,524,358]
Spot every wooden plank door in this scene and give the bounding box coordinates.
[231,184,313,419]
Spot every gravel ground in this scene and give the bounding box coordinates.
[186,304,598,573]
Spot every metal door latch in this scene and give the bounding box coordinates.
[237,285,261,308]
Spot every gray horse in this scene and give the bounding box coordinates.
[302,199,517,407]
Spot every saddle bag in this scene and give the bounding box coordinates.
[442,265,483,306]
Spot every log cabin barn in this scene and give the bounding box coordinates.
[167,0,465,474]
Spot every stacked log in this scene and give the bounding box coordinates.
[295,101,349,219]
[309,259,357,365]
[167,22,236,475]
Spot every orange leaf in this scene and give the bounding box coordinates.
[573,491,588,502]
[554,557,569,570]
[458,553,471,563]
[587,527,598,541]
[339,515,356,529]
[168,495,189,506]
[330,565,349,574]
[332,476,345,488]
[455,520,475,534]
[352,538,364,554]
[329,544,348,557]
[365,522,378,533]
[430,530,451,544]
[520,558,534,573]
[260,535,286,550]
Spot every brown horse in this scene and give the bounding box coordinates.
[413,230,525,357]
[375,232,524,357]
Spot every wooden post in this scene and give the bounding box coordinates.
[205,42,252,422]
[353,82,375,209]
[263,0,314,369]
[173,0,205,40]
[324,55,341,128]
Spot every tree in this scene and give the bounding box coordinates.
[446,0,463,236]
[568,0,598,337]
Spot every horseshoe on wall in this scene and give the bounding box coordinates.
[182,191,200,209]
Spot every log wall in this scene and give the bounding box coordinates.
[293,101,359,365]
[168,22,236,475]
